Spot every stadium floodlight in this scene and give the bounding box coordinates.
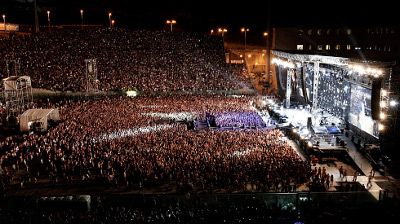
[2,14,5,31]
[378,123,385,131]
[108,12,112,28]
[380,112,386,120]
[166,19,177,32]
[241,27,249,54]
[46,11,51,30]
[80,9,84,27]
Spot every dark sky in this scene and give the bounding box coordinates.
[1,0,398,32]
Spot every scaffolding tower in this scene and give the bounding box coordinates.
[2,76,33,120]
[5,59,21,77]
[85,59,98,93]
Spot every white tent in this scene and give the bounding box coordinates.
[19,109,60,132]
[3,76,31,91]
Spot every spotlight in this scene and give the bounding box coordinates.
[380,112,386,120]
[378,123,385,131]
[381,89,387,97]
[389,100,398,107]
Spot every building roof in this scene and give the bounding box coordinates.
[2,76,30,82]
[20,109,57,120]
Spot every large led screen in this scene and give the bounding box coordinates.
[349,84,378,137]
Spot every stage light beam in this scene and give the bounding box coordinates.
[378,123,385,131]
[389,100,398,107]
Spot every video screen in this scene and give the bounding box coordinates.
[317,69,350,118]
[276,66,288,99]
[304,67,314,103]
[349,84,378,137]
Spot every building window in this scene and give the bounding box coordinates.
[297,45,304,50]
[346,29,352,35]
[325,45,331,50]
[307,29,313,35]
[336,29,340,35]
[317,29,322,35]
[317,45,323,50]
[335,44,340,50]
[346,44,351,50]
[298,29,304,35]
[308,45,312,50]
[355,47,361,50]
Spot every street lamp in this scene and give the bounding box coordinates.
[80,9,84,28]
[166,19,176,32]
[2,14,5,31]
[263,31,270,85]
[218,28,227,39]
[241,27,249,53]
[108,12,112,28]
[47,10,50,30]
[111,19,115,28]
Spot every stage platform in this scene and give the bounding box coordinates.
[193,111,276,131]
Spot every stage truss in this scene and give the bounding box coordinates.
[271,50,395,139]
[3,76,33,120]
[85,59,98,93]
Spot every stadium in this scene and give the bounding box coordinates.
[1,1,400,223]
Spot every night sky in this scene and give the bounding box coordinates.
[0,0,398,32]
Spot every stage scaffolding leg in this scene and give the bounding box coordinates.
[85,59,98,93]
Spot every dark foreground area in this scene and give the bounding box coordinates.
[1,192,400,224]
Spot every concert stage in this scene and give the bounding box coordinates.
[264,102,347,154]
[269,50,394,149]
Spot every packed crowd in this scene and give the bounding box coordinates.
[0,96,310,193]
[0,29,250,92]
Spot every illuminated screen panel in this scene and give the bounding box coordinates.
[277,66,287,98]
[349,84,378,137]
[304,68,313,103]
[317,69,350,118]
